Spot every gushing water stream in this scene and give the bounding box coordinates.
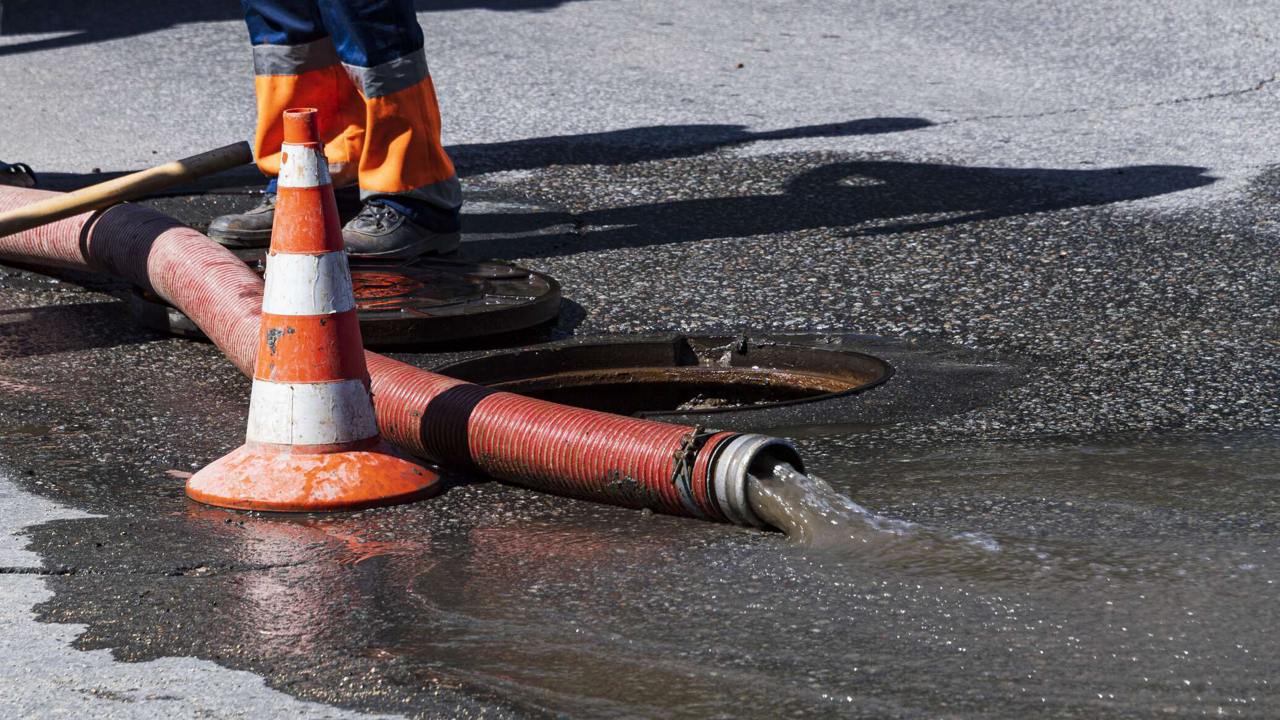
[745,462,1193,583]
[747,462,999,551]
[742,462,1120,583]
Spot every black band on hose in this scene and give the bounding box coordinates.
[418,383,498,471]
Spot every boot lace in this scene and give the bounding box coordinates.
[350,202,402,233]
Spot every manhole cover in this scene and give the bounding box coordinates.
[129,255,561,348]
[433,334,892,421]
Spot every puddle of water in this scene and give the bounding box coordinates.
[397,434,1280,717]
[18,432,1280,718]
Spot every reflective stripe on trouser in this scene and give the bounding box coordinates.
[242,0,461,215]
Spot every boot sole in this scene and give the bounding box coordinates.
[344,232,462,261]
[208,227,273,249]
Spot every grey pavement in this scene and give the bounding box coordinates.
[1,476,400,719]
[1,0,1277,204]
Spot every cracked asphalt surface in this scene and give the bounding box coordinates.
[1,1,1278,717]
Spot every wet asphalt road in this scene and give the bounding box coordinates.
[2,1,1279,717]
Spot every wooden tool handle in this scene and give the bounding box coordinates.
[0,141,254,238]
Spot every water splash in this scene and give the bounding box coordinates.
[746,463,1187,583]
[747,462,1000,554]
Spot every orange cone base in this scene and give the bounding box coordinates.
[185,441,441,512]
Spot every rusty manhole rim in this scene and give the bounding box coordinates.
[433,333,894,418]
[128,256,562,348]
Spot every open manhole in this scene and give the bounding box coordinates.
[130,255,561,348]
[434,334,892,421]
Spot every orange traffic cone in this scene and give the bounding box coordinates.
[186,108,439,512]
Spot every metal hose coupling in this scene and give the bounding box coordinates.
[708,433,805,527]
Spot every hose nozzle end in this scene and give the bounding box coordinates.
[710,434,805,527]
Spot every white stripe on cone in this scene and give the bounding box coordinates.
[277,143,330,189]
[261,252,356,316]
[245,379,378,446]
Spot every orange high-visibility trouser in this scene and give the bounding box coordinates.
[243,0,461,229]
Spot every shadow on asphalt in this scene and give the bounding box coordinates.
[32,118,933,193]
[27,116,1213,264]
[449,118,935,175]
[0,302,156,358]
[0,0,590,56]
[461,158,1216,259]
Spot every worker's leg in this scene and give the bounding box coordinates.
[211,0,367,246]
[243,0,365,188]
[317,0,462,243]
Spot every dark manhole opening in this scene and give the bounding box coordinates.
[435,334,892,418]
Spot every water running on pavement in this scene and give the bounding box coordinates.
[745,463,1191,584]
[748,462,1002,560]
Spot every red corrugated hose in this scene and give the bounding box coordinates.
[0,187,803,526]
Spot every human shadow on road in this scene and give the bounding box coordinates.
[449,118,934,175]
[18,114,1212,266]
[0,0,243,56]
[0,0,591,56]
[460,159,1216,260]
[31,117,933,193]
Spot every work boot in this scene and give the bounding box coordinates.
[208,192,275,248]
[342,201,460,260]
[0,161,36,188]
[209,186,365,248]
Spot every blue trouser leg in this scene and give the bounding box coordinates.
[241,0,461,232]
